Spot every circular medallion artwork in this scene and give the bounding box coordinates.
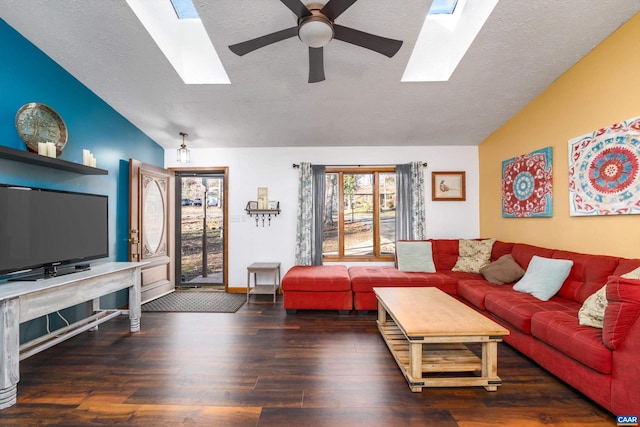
[569,116,640,216]
[15,103,68,155]
[502,147,553,218]
[588,147,638,194]
[513,171,535,200]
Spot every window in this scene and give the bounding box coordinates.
[429,0,458,15]
[322,167,396,261]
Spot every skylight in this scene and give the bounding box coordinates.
[170,0,199,20]
[402,0,499,82]
[127,0,230,84]
[429,0,458,15]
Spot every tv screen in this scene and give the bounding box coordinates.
[0,184,109,278]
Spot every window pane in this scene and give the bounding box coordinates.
[379,173,396,255]
[344,174,373,256]
[322,173,339,256]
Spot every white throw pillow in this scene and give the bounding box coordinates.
[396,241,436,273]
[513,256,573,301]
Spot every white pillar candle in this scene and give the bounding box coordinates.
[37,142,47,155]
[90,156,97,168]
[83,149,90,165]
[46,142,56,158]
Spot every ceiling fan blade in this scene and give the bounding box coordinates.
[280,0,312,19]
[333,24,403,58]
[229,27,298,56]
[320,0,358,21]
[308,47,325,83]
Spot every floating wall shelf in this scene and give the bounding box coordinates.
[0,145,108,175]
[245,203,281,227]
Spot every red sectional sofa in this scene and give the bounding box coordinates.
[281,239,640,415]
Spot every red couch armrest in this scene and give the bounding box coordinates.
[603,276,640,350]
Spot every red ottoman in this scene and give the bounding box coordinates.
[281,265,352,314]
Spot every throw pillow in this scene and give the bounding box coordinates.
[513,256,574,301]
[578,285,607,328]
[621,266,640,279]
[452,239,496,273]
[479,254,525,285]
[396,241,436,273]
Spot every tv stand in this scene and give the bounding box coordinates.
[8,264,91,282]
[0,262,145,409]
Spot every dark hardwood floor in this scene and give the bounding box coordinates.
[0,296,616,426]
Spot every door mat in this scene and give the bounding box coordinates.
[142,291,246,313]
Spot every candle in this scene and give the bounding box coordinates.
[38,142,47,155]
[90,155,97,168]
[46,142,56,158]
[83,149,90,165]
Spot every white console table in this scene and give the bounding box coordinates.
[0,262,145,409]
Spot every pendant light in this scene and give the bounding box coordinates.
[177,132,190,163]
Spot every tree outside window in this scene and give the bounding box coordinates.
[322,167,396,261]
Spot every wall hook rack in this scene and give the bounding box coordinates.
[245,202,280,227]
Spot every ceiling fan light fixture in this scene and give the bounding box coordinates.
[298,16,334,48]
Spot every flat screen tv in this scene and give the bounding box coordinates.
[0,184,109,280]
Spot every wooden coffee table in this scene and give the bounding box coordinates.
[374,287,509,392]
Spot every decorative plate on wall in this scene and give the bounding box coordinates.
[15,102,68,155]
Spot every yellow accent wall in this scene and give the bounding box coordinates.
[479,12,640,258]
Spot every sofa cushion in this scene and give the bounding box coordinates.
[281,265,351,292]
[603,276,640,350]
[531,311,612,375]
[396,241,436,273]
[480,254,525,285]
[348,266,458,294]
[511,243,554,269]
[513,256,573,301]
[430,239,461,270]
[452,239,495,273]
[621,266,640,279]
[613,258,640,277]
[457,280,515,310]
[552,250,620,303]
[490,241,515,262]
[485,291,579,334]
[578,286,607,328]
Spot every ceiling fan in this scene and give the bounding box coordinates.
[228,0,403,83]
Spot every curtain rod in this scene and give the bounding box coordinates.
[292,162,428,169]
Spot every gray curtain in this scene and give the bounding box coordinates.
[295,163,325,265]
[396,163,412,240]
[396,161,426,241]
[311,165,326,265]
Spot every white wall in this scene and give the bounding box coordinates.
[165,145,479,287]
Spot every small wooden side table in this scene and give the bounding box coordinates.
[246,262,281,304]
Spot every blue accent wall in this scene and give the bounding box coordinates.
[0,19,164,341]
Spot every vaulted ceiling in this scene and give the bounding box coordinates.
[1,1,639,150]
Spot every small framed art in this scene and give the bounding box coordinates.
[432,171,466,201]
[246,201,258,210]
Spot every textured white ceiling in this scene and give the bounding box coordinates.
[1,1,639,150]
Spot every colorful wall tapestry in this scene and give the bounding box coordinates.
[569,117,640,216]
[502,147,553,217]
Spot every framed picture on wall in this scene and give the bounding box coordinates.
[257,187,268,209]
[432,171,466,201]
